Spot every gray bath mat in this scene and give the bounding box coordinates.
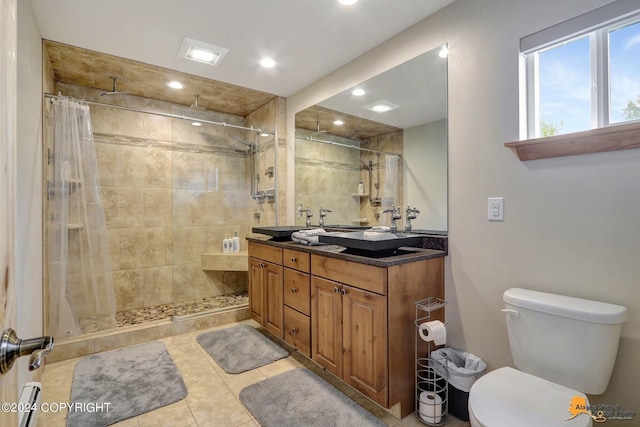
[67,341,187,427]
[239,368,386,427]
[196,324,288,374]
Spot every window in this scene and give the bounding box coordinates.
[523,5,640,138]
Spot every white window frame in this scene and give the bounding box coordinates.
[521,1,640,138]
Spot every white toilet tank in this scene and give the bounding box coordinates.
[503,288,627,395]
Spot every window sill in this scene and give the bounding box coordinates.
[504,121,640,161]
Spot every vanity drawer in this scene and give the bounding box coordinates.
[248,242,282,264]
[284,268,310,315]
[311,254,387,295]
[283,248,310,272]
[284,306,311,357]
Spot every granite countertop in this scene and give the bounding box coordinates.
[247,235,446,267]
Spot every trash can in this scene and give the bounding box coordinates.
[431,348,486,421]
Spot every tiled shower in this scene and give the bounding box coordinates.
[44,79,282,343]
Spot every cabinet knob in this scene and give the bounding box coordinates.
[291,328,298,334]
[291,257,296,262]
[340,288,347,295]
[333,287,339,293]
[291,288,298,293]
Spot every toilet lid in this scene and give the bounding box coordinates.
[468,367,592,427]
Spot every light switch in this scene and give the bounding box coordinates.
[488,197,504,221]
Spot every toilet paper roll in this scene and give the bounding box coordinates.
[419,391,443,424]
[418,320,446,346]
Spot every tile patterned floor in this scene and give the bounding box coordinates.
[38,320,470,427]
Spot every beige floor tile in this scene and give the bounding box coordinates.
[112,417,140,426]
[137,400,195,427]
[37,319,472,427]
[187,390,252,427]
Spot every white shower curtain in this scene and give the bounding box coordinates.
[47,97,116,337]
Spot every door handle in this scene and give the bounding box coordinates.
[0,329,54,375]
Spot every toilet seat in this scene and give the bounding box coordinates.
[468,367,592,427]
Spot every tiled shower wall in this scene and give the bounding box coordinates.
[294,130,403,228]
[294,129,361,226]
[50,83,280,313]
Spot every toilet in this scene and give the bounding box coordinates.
[468,288,627,427]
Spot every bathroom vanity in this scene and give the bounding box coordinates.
[247,236,445,418]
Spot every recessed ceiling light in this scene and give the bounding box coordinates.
[260,57,277,68]
[168,81,183,89]
[179,37,228,66]
[439,46,449,58]
[352,88,366,96]
[333,120,344,125]
[363,100,400,113]
[339,0,358,5]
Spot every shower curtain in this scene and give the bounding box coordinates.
[47,97,117,338]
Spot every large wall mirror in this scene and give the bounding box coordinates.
[294,44,448,233]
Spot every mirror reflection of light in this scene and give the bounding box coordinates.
[333,120,344,125]
[439,46,448,58]
[192,122,202,127]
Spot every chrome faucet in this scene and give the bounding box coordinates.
[405,206,420,233]
[381,205,402,233]
[318,208,332,227]
[298,206,313,227]
[0,329,54,374]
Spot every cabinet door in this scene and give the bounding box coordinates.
[343,285,388,406]
[311,276,343,377]
[249,257,265,325]
[264,261,284,338]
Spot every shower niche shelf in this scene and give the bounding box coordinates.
[201,250,248,271]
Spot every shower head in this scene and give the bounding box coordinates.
[190,94,206,111]
[100,77,129,96]
[311,121,327,136]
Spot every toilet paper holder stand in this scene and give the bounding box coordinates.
[414,297,448,426]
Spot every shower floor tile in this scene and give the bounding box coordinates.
[38,320,471,427]
[115,292,248,327]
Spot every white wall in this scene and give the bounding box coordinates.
[16,0,43,386]
[288,0,639,409]
[403,120,447,231]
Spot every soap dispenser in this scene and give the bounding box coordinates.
[223,234,230,253]
[232,232,240,253]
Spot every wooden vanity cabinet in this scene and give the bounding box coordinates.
[311,260,388,407]
[311,253,444,418]
[248,242,284,338]
[282,248,311,356]
[248,240,444,418]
